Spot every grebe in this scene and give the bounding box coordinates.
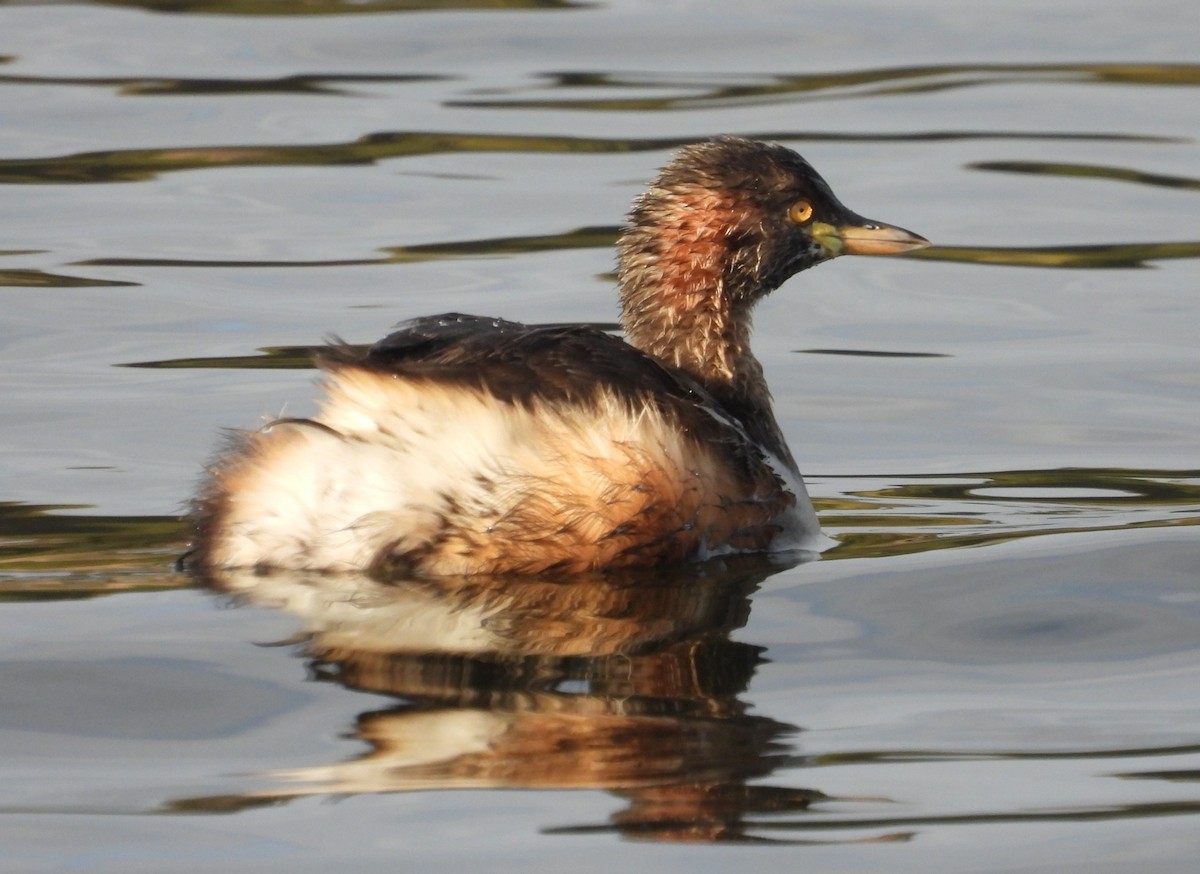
[192,137,928,578]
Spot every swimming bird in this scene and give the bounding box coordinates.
[191,136,928,578]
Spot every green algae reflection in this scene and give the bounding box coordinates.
[0,502,189,599]
[819,467,1200,560]
[90,0,585,15]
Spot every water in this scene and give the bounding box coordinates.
[2,0,1199,870]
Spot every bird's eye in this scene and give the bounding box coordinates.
[788,200,814,224]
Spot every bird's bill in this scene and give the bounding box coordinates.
[812,218,930,257]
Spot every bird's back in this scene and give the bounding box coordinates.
[191,314,813,578]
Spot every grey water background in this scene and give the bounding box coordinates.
[2,0,1199,870]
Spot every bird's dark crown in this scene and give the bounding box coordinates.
[618,136,857,309]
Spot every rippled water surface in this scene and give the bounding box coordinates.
[2,1,1199,870]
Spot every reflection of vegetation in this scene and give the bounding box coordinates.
[92,0,584,15]
[907,241,1200,269]
[798,349,951,359]
[0,130,1171,186]
[971,160,1200,192]
[0,72,445,97]
[863,468,1200,505]
[80,229,1200,278]
[4,62,1195,101]
[0,502,188,597]
[0,132,678,185]
[812,742,1200,766]
[447,63,1200,112]
[377,225,617,261]
[83,225,619,270]
[1,571,187,601]
[819,468,1200,561]
[0,268,137,287]
[1115,767,1200,783]
[685,799,1200,836]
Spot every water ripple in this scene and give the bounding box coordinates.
[0,130,1176,186]
[446,63,1200,112]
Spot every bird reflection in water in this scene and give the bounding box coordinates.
[181,556,877,844]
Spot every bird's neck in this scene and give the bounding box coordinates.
[618,191,759,386]
[618,230,794,468]
[620,272,763,399]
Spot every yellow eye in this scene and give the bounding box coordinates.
[788,200,814,224]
